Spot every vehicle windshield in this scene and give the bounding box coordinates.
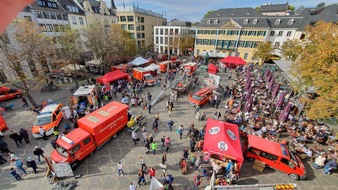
[144,75,153,80]
[192,94,202,101]
[289,151,299,167]
[34,115,51,126]
[56,144,69,158]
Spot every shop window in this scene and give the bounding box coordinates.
[244,53,248,60]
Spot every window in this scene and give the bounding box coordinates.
[67,5,79,13]
[46,24,53,32]
[39,24,47,32]
[244,53,248,60]
[209,39,215,45]
[24,16,32,21]
[286,31,292,37]
[238,41,244,47]
[37,0,45,6]
[127,16,134,22]
[137,33,141,39]
[217,40,222,47]
[275,19,281,25]
[120,16,126,22]
[141,25,144,31]
[83,137,91,145]
[243,19,248,25]
[136,25,140,31]
[198,30,203,34]
[160,29,163,35]
[214,20,219,24]
[50,13,56,19]
[274,42,280,47]
[136,16,140,22]
[79,17,84,25]
[43,12,50,19]
[59,25,65,32]
[62,14,68,20]
[270,31,275,36]
[130,33,135,39]
[236,52,240,57]
[278,31,283,36]
[128,24,134,30]
[140,17,144,23]
[70,144,81,156]
[160,37,163,44]
[57,13,62,20]
[72,16,77,25]
[203,39,209,45]
[260,151,278,160]
[165,29,168,35]
[288,19,294,25]
[228,52,232,56]
[35,11,43,18]
[53,25,59,32]
[155,37,159,43]
[252,19,258,25]
[155,28,159,35]
[247,41,252,48]
[175,29,179,35]
[142,33,145,38]
[207,20,212,24]
[121,24,127,30]
[281,158,295,168]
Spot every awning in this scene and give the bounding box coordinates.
[220,56,247,65]
[208,64,218,75]
[96,70,129,84]
[203,119,243,168]
[144,63,160,73]
[128,57,150,66]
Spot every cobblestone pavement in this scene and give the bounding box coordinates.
[0,70,337,190]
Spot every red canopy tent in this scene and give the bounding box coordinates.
[220,56,247,68]
[208,64,218,74]
[203,118,244,170]
[96,70,129,84]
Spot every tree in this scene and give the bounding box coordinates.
[252,42,274,64]
[58,28,85,88]
[290,21,338,119]
[288,5,295,11]
[0,20,56,107]
[172,35,195,56]
[255,6,260,12]
[316,2,325,8]
[110,24,137,58]
[204,10,216,17]
[280,39,302,61]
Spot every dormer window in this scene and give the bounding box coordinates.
[243,19,248,25]
[275,19,281,25]
[207,20,212,24]
[252,19,258,25]
[288,19,294,25]
[214,20,219,24]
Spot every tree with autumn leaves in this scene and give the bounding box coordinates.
[290,21,338,119]
[253,42,274,64]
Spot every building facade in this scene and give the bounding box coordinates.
[154,19,196,55]
[117,5,166,48]
[58,0,87,30]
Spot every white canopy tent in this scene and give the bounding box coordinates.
[149,177,164,190]
[60,64,85,72]
[144,63,160,73]
[85,59,101,66]
[129,57,149,66]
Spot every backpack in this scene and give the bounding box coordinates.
[169,174,174,181]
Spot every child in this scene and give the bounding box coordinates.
[9,168,21,181]
[117,162,124,176]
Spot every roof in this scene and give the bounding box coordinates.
[129,57,149,66]
[57,0,85,15]
[220,56,246,65]
[248,134,289,158]
[196,88,212,96]
[39,104,60,115]
[29,0,68,13]
[260,3,288,12]
[96,70,129,84]
[73,85,96,96]
[57,128,91,150]
[203,119,244,163]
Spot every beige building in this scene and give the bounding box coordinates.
[117,5,166,48]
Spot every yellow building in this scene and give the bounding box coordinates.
[117,5,166,48]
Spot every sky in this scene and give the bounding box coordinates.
[106,0,335,22]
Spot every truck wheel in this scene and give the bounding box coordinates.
[71,161,81,170]
[112,134,118,139]
[289,173,299,180]
[247,157,255,163]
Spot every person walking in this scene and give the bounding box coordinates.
[214,110,221,120]
[19,128,30,144]
[132,131,139,146]
[138,156,147,170]
[193,174,202,190]
[147,92,152,102]
[117,161,124,176]
[9,168,22,181]
[151,141,157,155]
[161,136,165,147]
[147,167,156,179]
[9,131,22,147]
[137,169,146,186]
[182,147,189,160]
[168,101,173,117]
[167,120,174,131]
[152,119,158,132]
[39,126,47,140]
[26,157,38,174]
[190,138,196,152]
[178,125,184,140]
[164,137,171,152]
[21,96,29,107]
[33,146,45,164]
[12,158,26,176]
[148,103,152,114]
[162,153,167,165]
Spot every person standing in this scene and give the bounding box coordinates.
[148,103,152,114]
[162,153,167,165]
[137,169,146,186]
[182,147,189,160]
[167,120,174,131]
[164,137,171,152]
[168,102,173,117]
[152,119,158,132]
[0,141,10,153]
[214,110,221,120]
[190,138,196,152]
[151,141,157,155]
[147,167,156,179]
[19,128,30,144]
[132,131,139,146]
[21,96,29,107]
[117,161,124,176]
[193,174,202,190]
[138,156,147,170]
[9,131,22,147]
[33,146,44,164]
[161,136,165,147]
[178,125,184,140]
[129,181,137,190]
[50,138,57,149]
[147,92,152,103]
[9,168,22,181]
[39,126,47,140]
[26,157,38,174]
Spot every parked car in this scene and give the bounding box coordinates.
[188,88,213,107]
[0,86,22,102]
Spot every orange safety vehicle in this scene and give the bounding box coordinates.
[246,135,306,180]
[32,104,63,138]
[188,88,213,107]
[0,115,9,131]
[182,62,197,75]
[157,61,172,73]
[0,86,22,102]
[51,102,128,168]
[132,68,155,86]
